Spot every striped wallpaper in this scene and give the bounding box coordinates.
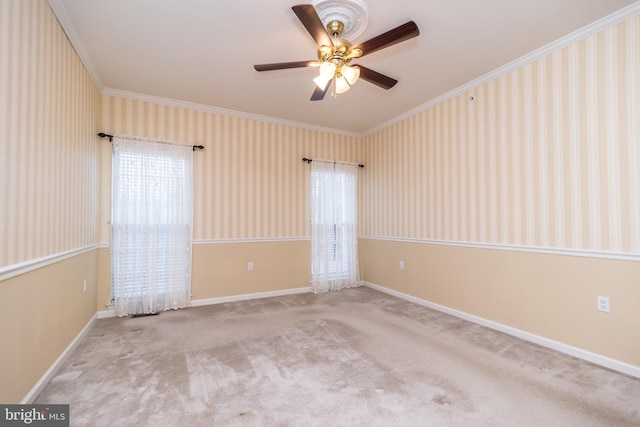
[3,1,637,270]
[362,15,640,255]
[98,95,363,242]
[0,0,99,269]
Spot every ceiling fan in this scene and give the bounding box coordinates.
[254,4,419,101]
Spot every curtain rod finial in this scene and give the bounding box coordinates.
[98,132,113,142]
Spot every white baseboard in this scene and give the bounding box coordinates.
[97,309,116,319]
[22,313,98,403]
[97,287,313,318]
[191,287,311,307]
[362,281,640,379]
[97,302,116,319]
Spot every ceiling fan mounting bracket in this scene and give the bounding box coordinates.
[327,20,344,37]
[311,0,369,41]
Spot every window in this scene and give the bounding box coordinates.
[310,161,360,293]
[111,138,193,316]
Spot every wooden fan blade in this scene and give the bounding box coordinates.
[310,80,332,101]
[357,65,398,90]
[355,21,419,57]
[254,61,315,71]
[292,4,333,48]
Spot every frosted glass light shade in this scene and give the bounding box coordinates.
[319,62,337,77]
[313,73,333,89]
[335,76,350,94]
[314,62,337,89]
[341,64,360,85]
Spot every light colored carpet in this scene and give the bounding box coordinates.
[36,287,640,426]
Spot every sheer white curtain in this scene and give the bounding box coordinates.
[310,161,360,293]
[111,138,193,317]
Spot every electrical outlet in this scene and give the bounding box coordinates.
[597,296,610,313]
[399,261,404,270]
[83,279,87,293]
[248,262,253,271]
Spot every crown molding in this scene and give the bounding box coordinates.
[48,0,104,91]
[100,87,362,138]
[50,0,640,138]
[364,1,640,136]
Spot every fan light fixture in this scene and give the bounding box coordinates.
[313,63,360,94]
[253,4,419,101]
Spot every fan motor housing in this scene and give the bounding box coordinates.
[317,20,355,62]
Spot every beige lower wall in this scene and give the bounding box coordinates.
[5,238,637,403]
[359,238,640,367]
[191,241,311,300]
[96,240,311,309]
[0,250,99,403]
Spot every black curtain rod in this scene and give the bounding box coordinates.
[302,157,364,168]
[98,133,205,151]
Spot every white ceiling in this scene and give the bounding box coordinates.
[50,0,639,135]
